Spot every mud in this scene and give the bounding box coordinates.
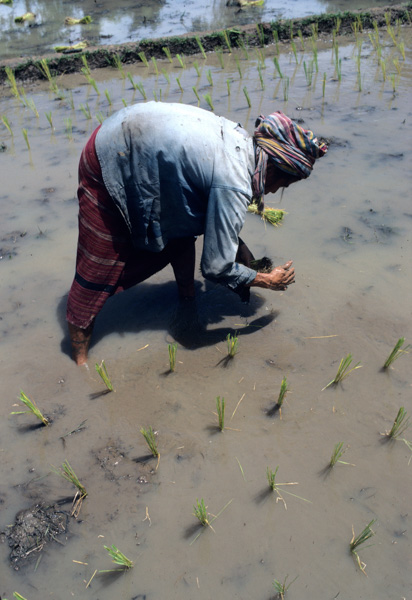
[1,4,411,83]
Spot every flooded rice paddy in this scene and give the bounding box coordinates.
[1,19,412,600]
[0,0,404,59]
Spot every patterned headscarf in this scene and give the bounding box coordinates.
[252,111,327,207]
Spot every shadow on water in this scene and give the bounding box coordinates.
[58,280,277,357]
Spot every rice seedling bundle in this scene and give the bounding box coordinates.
[140,426,159,457]
[65,16,92,25]
[226,332,239,357]
[350,519,376,574]
[383,337,410,368]
[322,353,361,390]
[247,202,286,226]
[102,544,133,569]
[14,12,35,23]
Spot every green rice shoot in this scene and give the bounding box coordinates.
[272,575,297,599]
[2,115,13,136]
[226,332,239,358]
[243,86,251,107]
[11,391,49,426]
[329,442,351,467]
[22,128,30,150]
[101,544,133,570]
[277,376,288,408]
[13,593,28,600]
[51,460,87,515]
[140,426,159,458]
[266,466,310,509]
[195,35,207,59]
[350,519,376,574]
[203,93,214,111]
[216,396,225,431]
[322,353,361,390]
[193,498,209,526]
[385,407,410,439]
[383,337,411,368]
[138,51,149,67]
[247,202,286,226]
[168,342,177,372]
[95,360,114,391]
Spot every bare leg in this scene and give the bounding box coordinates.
[169,238,196,300]
[68,321,94,365]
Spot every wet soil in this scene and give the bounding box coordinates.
[1,4,411,83]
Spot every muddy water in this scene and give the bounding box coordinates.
[0,0,404,59]
[1,25,412,600]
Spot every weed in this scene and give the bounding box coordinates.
[95,360,114,391]
[216,396,225,431]
[11,391,50,425]
[101,544,133,570]
[383,337,410,368]
[168,342,177,372]
[140,426,159,458]
[350,520,376,574]
[226,332,239,357]
[322,354,361,390]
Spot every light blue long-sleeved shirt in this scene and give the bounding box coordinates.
[95,102,257,290]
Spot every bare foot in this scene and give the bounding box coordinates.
[68,321,94,365]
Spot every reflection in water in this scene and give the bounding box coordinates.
[0,0,400,60]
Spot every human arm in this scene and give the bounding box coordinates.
[248,260,295,291]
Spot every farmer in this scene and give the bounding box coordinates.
[67,102,327,365]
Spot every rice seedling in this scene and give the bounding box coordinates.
[101,544,133,570]
[95,360,114,391]
[290,40,298,64]
[80,103,92,119]
[322,354,361,390]
[272,575,297,599]
[5,67,20,99]
[38,59,60,96]
[273,57,283,78]
[266,466,310,509]
[22,128,30,150]
[122,98,128,107]
[303,60,314,87]
[383,337,411,368]
[226,78,231,95]
[112,53,125,78]
[256,23,265,46]
[68,90,74,109]
[161,68,170,84]
[1,115,13,136]
[311,38,319,72]
[329,442,352,467]
[162,46,173,62]
[82,72,100,95]
[226,332,239,357]
[216,396,225,431]
[384,407,410,440]
[216,48,225,69]
[13,594,28,600]
[276,376,288,414]
[203,93,214,111]
[176,54,186,69]
[176,77,183,92]
[15,12,35,23]
[350,519,376,574]
[138,51,149,67]
[258,65,265,90]
[80,54,90,75]
[168,342,177,372]
[51,460,87,515]
[243,86,251,108]
[96,111,105,124]
[65,15,92,25]
[273,28,279,55]
[140,426,159,458]
[192,86,201,103]
[247,203,286,226]
[237,37,249,59]
[234,56,243,78]
[11,391,50,425]
[282,76,289,101]
[135,81,147,99]
[221,30,232,53]
[193,61,201,77]
[392,57,402,75]
[298,29,305,51]
[390,73,397,94]
[54,41,88,52]
[45,111,54,130]
[151,56,159,76]
[193,498,209,526]
[322,72,326,97]
[206,69,213,86]
[195,35,207,59]
[397,41,405,60]
[65,118,73,140]
[104,89,112,105]
[20,91,39,118]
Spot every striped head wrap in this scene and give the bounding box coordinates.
[252,111,327,207]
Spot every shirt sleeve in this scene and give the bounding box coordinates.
[200,184,257,290]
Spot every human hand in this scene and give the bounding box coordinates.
[250,260,295,291]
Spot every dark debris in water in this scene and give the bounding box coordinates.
[1,502,70,570]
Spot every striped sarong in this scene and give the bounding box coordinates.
[66,127,195,329]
